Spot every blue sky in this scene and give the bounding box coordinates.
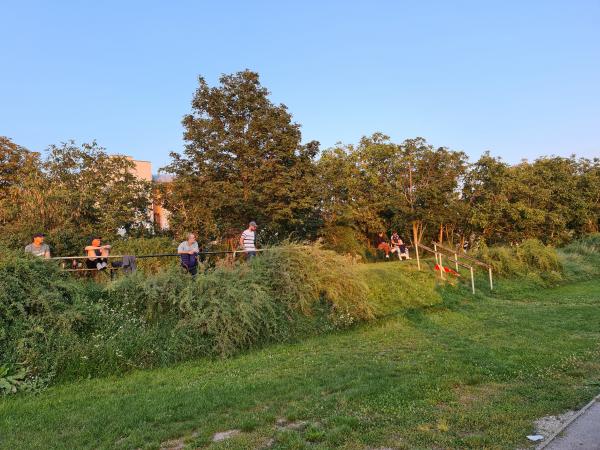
[1,0,599,171]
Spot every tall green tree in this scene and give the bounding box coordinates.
[163,70,320,241]
[464,153,599,245]
[0,138,151,254]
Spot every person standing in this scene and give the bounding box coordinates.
[24,233,51,258]
[239,221,258,260]
[178,233,200,276]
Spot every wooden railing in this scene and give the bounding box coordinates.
[416,243,476,294]
[432,242,493,290]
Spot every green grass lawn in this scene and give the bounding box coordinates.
[2,263,600,449]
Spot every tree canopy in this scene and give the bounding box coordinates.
[0,138,151,254]
[1,70,598,254]
[163,70,320,242]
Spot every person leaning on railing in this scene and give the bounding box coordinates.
[84,237,111,270]
[178,233,199,276]
[24,233,51,258]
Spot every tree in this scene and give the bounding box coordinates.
[163,70,320,242]
[0,138,152,254]
[396,138,467,251]
[0,137,47,248]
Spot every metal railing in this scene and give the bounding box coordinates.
[48,248,270,276]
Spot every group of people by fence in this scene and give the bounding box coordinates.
[375,231,411,261]
[23,221,260,276]
[24,222,409,276]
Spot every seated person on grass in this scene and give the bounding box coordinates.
[390,231,410,260]
[85,237,111,270]
[24,233,51,258]
[178,233,199,276]
[376,232,391,259]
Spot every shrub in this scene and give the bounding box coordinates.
[176,246,373,356]
[320,225,367,257]
[110,237,179,273]
[0,248,101,376]
[474,239,561,278]
[558,233,600,281]
[1,244,375,386]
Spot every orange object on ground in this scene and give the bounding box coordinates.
[434,264,460,276]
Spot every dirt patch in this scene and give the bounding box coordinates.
[276,418,309,431]
[453,382,504,407]
[533,410,578,437]
[212,429,241,442]
[159,437,186,450]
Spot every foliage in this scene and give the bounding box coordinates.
[110,237,179,273]
[0,138,152,255]
[558,233,600,282]
[474,239,561,279]
[0,364,27,394]
[2,71,600,253]
[316,134,468,248]
[464,153,600,245]
[320,225,367,257]
[3,276,600,449]
[162,70,321,242]
[1,245,375,383]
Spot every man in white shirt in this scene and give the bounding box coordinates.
[239,221,258,260]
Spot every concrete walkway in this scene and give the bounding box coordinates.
[539,395,600,450]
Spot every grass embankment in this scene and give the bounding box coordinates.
[2,258,600,449]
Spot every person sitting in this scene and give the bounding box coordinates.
[85,237,111,270]
[391,231,410,261]
[24,233,51,258]
[178,233,199,276]
[390,231,410,260]
[376,232,391,259]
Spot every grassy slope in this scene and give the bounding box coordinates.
[1,262,600,450]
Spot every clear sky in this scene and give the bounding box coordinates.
[1,0,599,171]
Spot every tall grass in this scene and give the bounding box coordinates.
[471,235,599,296]
[1,245,375,386]
[474,239,562,281]
[3,235,597,390]
[110,237,179,273]
[559,233,600,282]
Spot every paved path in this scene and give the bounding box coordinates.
[541,396,600,450]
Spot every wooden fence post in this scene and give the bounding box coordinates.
[488,267,493,290]
[470,266,475,294]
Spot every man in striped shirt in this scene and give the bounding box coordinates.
[239,221,258,260]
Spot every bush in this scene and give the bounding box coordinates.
[558,233,600,282]
[474,239,561,278]
[320,225,367,258]
[0,248,101,377]
[110,237,179,273]
[176,245,373,356]
[1,244,375,386]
